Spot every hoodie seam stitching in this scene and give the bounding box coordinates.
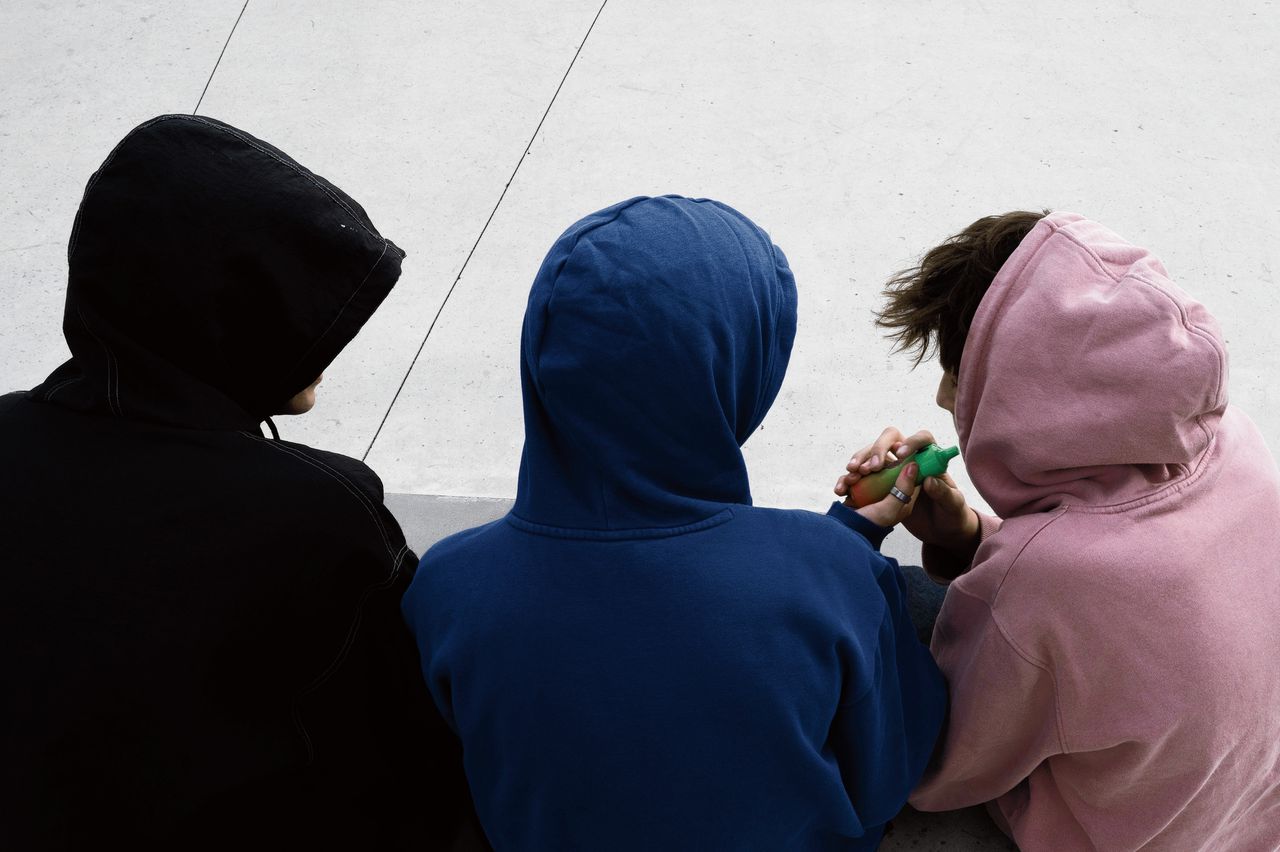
[181,115,384,244]
[1051,229,1227,420]
[1053,228,1225,417]
[698,200,787,432]
[1022,230,1223,514]
[956,217,1063,419]
[989,509,1065,606]
[526,197,647,402]
[967,220,1223,517]
[284,242,390,379]
[292,544,409,764]
[238,433,399,561]
[949,584,1071,755]
[67,114,174,261]
[984,509,1071,751]
[505,507,735,540]
[754,243,789,431]
[41,376,79,402]
[523,197,650,524]
[235,434,408,762]
[75,307,121,416]
[1052,227,1123,284]
[1125,270,1225,456]
[1061,432,1219,515]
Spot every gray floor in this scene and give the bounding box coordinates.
[4,2,1278,517]
[387,493,1014,850]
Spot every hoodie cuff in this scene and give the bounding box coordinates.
[826,501,892,551]
[921,511,1003,583]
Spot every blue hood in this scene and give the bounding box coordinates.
[513,196,797,533]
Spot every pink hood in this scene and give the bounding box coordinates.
[911,213,1280,850]
[957,212,1228,517]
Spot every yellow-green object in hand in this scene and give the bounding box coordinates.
[848,444,960,508]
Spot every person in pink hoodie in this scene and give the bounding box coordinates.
[834,211,1280,849]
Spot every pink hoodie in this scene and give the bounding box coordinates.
[909,213,1280,850]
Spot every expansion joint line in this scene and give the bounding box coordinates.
[193,0,250,114]
[361,0,611,462]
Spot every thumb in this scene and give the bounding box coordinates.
[924,474,967,511]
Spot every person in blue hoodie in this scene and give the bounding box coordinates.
[402,195,946,850]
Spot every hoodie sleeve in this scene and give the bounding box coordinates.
[825,502,948,828]
[909,582,1065,811]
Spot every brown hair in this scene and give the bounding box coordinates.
[876,210,1049,375]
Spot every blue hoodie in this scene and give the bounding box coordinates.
[402,196,946,850]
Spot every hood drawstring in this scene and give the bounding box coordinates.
[263,417,280,440]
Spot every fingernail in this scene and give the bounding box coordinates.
[869,455,879,467]
[906,462,919,477]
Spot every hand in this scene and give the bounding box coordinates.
[851,459,921,528]
[834,426,937,499]
[835,426,979,551]
[907,473,981,556]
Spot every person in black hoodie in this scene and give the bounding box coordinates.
[0,115,477,850]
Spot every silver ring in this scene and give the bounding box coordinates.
[888,486,911,504]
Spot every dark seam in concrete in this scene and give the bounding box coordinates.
[193,0,250,115]
[360,0,612,463]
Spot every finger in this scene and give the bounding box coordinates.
[857,428,910,473]
[855,461,919,527]
[894,460,921,508]
[846,425,919,474]
[868,427,907,467]
[884,461,921,524]
[847,435,885,469]
[923,474,967,512]
[861,428,934,474]
[899,429,938,457]
[838,472,863,494]
[834,473,856,496]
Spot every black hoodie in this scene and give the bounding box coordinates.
[0,115,472,850]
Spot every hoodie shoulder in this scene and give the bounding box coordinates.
[239,434,387,502]
[284,440,387,503]
[733,504,894,587]
[236,432,408,563]
[752,504,883,550]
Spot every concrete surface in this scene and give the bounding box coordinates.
[385,492,513,553]
[192,0,605,459]
[360,0,1280,519]
[5,3,1280,848]
[4,2,1276,515]
[0,0,245,394]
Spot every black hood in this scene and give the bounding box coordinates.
[32,114,404,430]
